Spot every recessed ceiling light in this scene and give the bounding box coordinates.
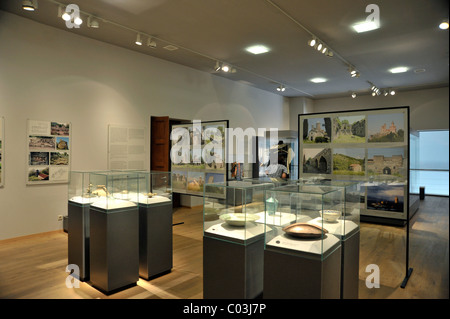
[352,21,379,33]
[389,66,408,74]
[245,45,270,55]
[310,78,327,83]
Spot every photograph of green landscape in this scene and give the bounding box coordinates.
[333,148,365,176]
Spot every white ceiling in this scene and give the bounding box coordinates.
[1,0,448,99]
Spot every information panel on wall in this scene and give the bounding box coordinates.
[108,125,146,170]
[0,117,4,187]
[299,107,409,221]
[26,119,72,185]
[171,120,228,197]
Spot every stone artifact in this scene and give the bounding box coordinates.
[219,213,259,227]
[92,185,110,197]
[146,192,157,198]
[319,210,341,222]
[282,223,328,239]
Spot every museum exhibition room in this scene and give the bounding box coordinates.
[0,0,448,308]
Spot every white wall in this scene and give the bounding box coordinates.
[303,87,449,131]
[0,11,288,240]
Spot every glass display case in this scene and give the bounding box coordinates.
[203,179,275,299]
[88,171,139,293]
[134,171,173,280]
[298,179,361,239]
[203,180,275,244]
[89,171,139,210]
[264,184,344,259]
[68,170,98,205]
[136,171,172,205]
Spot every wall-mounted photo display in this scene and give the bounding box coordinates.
[302,148,331,174]
[332,148,365,176]
[171,120,228,197]
[368,112,405,143]
[332,115,366,143]
[0,117,4,187]
[27,119,71,185]
[302,117,332,143]
[367,147,406,178]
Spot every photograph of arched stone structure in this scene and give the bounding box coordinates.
[303,148,331,174]
[367,147,405,177]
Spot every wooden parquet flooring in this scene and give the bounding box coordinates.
[0,196,448,299]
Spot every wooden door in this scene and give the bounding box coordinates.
[151,116,170,171]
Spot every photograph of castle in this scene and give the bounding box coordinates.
[367,148,405,177]
[368,113,405,143]
[333,115,366,143]
[302,148,331,174]
[302,117,331,143]
[366,184,404,213]
[332,148,365,176]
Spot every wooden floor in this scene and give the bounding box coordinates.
[0,196,448,299]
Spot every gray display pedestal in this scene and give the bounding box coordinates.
[67,201,90,281]
[89,205,139,294]
[203,235,264,299]
[340,230,360,299]
[263,239,341,299]
[139,202,173,280]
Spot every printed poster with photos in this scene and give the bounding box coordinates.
[299,107,409,220]
[171,120,228,198]
[27,119,71,185]
[0,117,4,187]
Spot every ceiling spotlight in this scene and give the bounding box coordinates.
[146,37,156,48]
[22,0,37,11]
[351,92,357,98]
[372,91,376,97]
[316,42,323,51]
[390,89,396,95]
[325,50,333,57]
[61,9,71,21]
[321,47,328,54]
[439,20,449,30]
[87,16,99,28]
[383,90,389,96]
[74,16,83,26]
[277,85,286,92]
[308,38,316,47]
[231,68,237,73]
[135,33,143,46]
[222,64,230,73]
[214,61,221,72]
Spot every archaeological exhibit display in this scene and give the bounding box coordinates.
[298,107,411,225]
[136,171,173,280]
[88,171,140,294]
[171,120,228,197]
[263,183,349,299]
[202,180,275,299]
[27,119,71,185]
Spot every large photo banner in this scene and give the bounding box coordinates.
[26,119,72,185]
[171,120,228,197]
[299,107,409,221]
